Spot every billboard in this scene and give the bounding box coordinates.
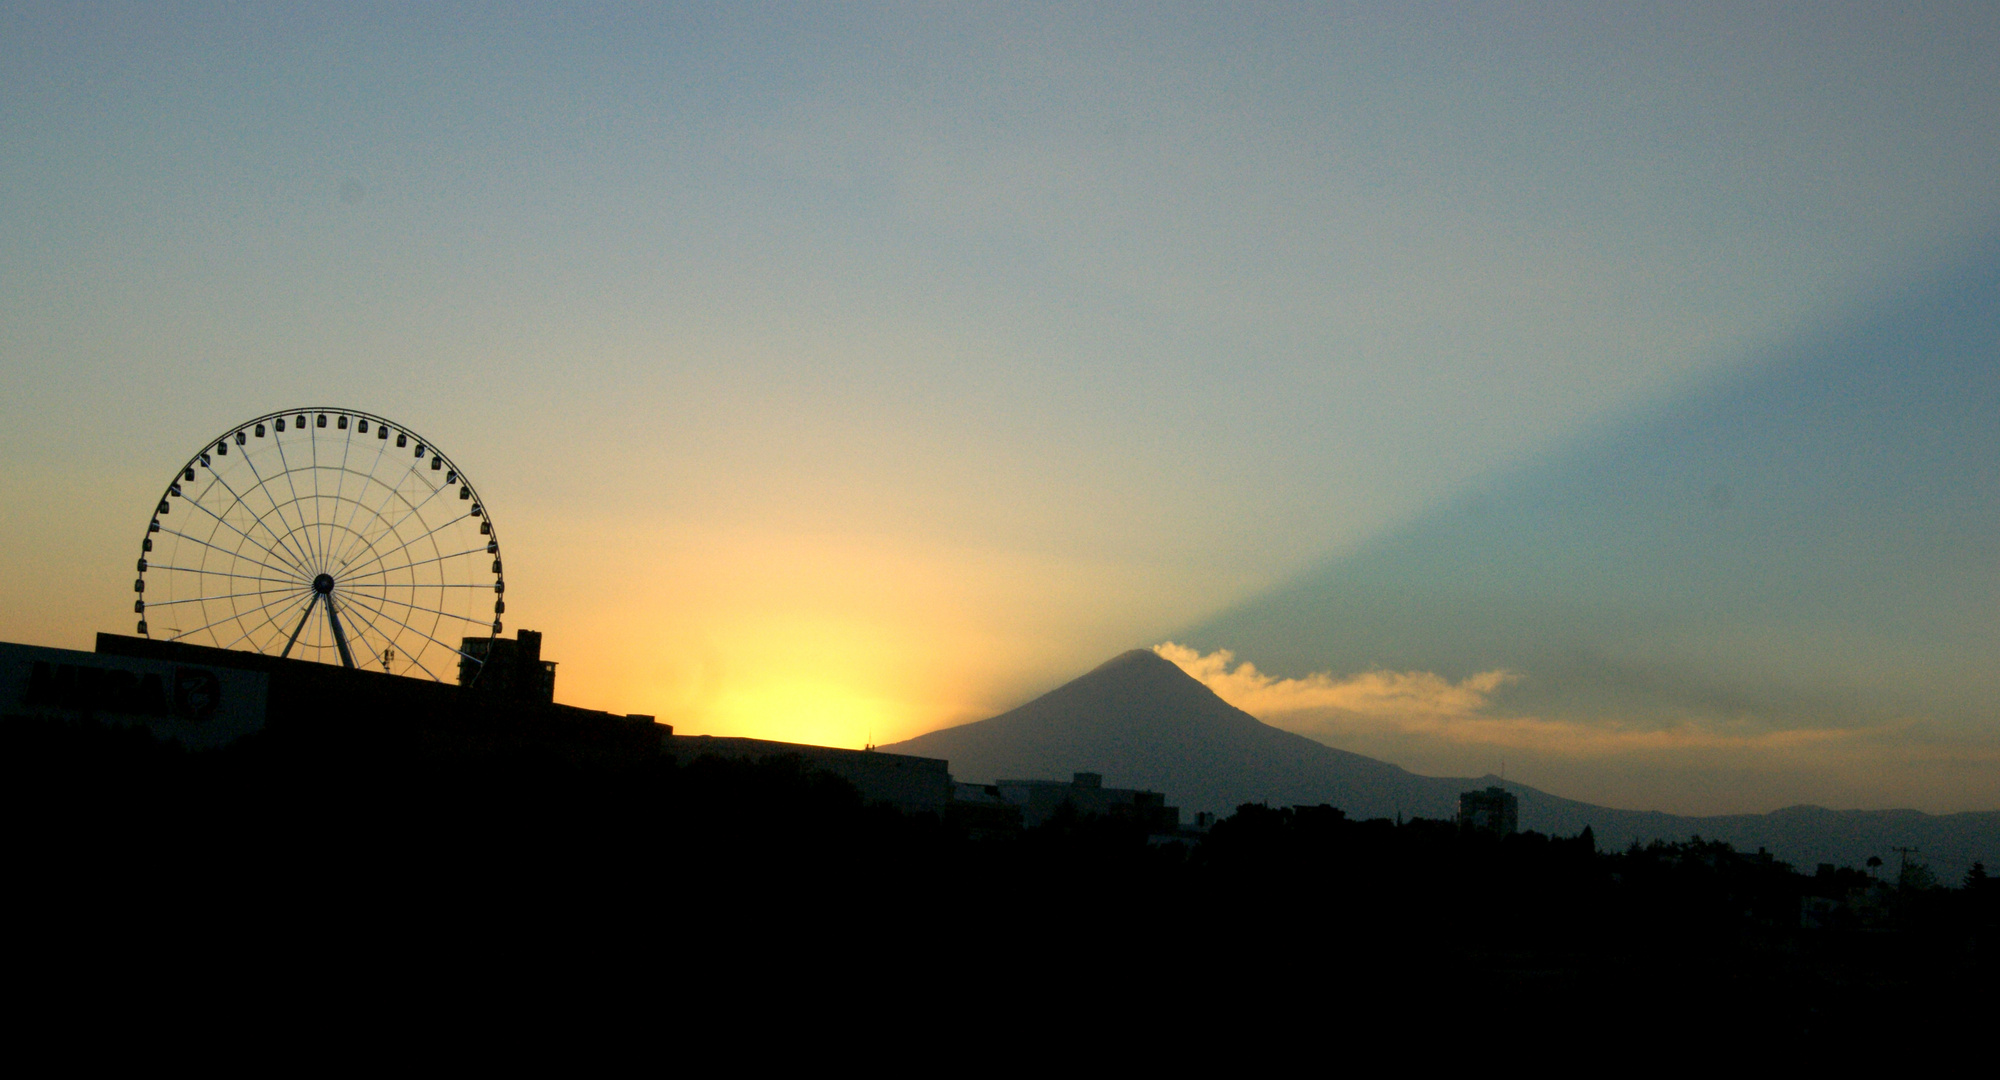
[1,641,267,750]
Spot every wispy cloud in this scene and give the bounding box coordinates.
[1153,642,1516,720]
[1152,642,1872,756]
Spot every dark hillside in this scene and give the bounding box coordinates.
[5,710,1990,1040]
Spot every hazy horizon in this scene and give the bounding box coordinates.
[4,4,1996,815]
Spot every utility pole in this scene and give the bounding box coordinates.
[1891,845,1922,887]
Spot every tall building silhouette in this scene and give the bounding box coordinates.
[459,630,556,704]
[1458,786,1518,836]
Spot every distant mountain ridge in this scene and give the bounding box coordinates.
[882,649,1997,878]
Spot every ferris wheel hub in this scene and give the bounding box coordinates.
[312,573,335,595]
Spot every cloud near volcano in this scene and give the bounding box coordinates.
[1153,642,1517,720]
[1150,643,1887,757]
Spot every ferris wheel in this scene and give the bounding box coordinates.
[132,408,504,683]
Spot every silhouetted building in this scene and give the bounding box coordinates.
[949,781,1026,837]
[1457,786,1518,835]
[84,633,664,763]
[663,734,952,815]
[995,771,1180,831]
[460,629,556,704]
[3,639,268,750]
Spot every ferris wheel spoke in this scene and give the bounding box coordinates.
[309,482,344,581]
[171,494,312,580]
[335,590,483,667]
[322,475,432,580]
[323,439,398,571]
[270,427,322,571]
[236,433,311,565]
[336,595,464,666]
[157,524,307,584]
[348,602,490,633]
[147,565,304,585]
[226,475,317,577]
[259,489,384,577]
[348,475,453,573]
[326,420,361,571]
[338,584,493,626]
[233,437,320,572]
[312,432,345,580]
[331,596,389,672]
[320,471,414,577]
[335,597,450,683]
[216,590,315,653]
[172,586,313,645]
[310,423,326,570]
[185,470,271,572]
[336,513,473,582]
[144,583,309,608]
[276,426,322,568]
[319,488,437,594]
[342,544,492,583]
[331,459,444,573]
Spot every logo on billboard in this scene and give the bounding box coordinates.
[173,667,222,722]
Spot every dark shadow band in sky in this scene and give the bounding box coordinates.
[1179,227,2000,736]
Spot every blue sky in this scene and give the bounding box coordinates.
[2,3,1995,810]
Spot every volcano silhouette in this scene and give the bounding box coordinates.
[881,649,1999,878]
[883,648,1460,819]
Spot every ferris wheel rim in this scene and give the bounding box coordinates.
[132,407,506,682]
[153,407,505,551]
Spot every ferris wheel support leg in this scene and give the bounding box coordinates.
[326,598,358,671]
[280,594,320,661]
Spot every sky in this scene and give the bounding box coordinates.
[2,3,1996,813]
